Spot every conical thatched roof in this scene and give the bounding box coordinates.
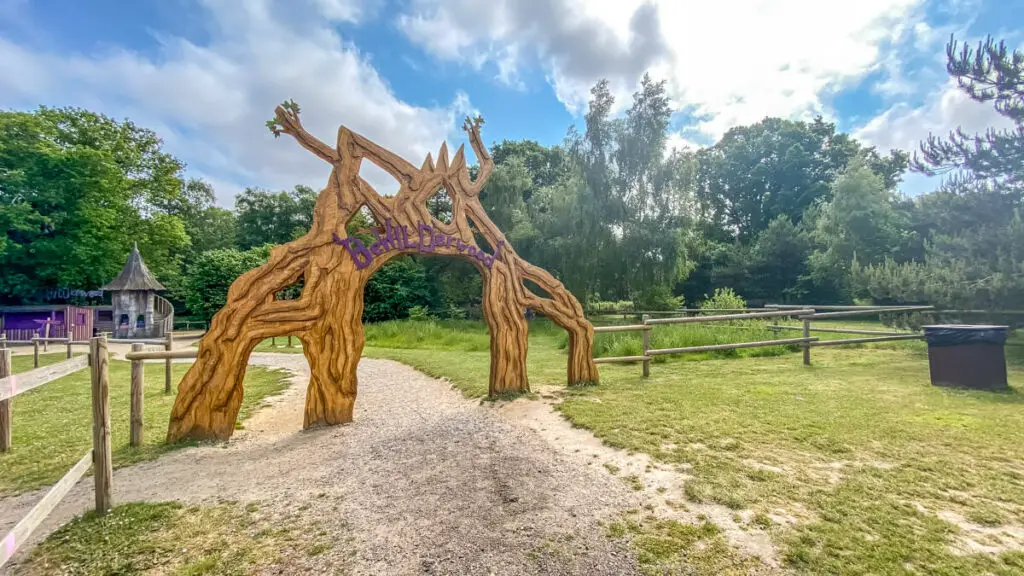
[102,243,166,291]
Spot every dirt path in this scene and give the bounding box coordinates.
[1,355,644,575]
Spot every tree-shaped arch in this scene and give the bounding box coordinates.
[167,103,599,442]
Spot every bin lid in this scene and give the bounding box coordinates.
[921,324,1009,331]
[922,324,1009,346]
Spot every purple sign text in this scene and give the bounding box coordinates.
[332,219,504,270]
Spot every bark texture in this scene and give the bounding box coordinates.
[167,105,598,442]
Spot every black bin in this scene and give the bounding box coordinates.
[922,325,1009,391]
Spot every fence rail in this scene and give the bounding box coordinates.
[0,336,112,570]
[0,355,90,402]
[124,348,199,361]
[810,334,923,347]
[645,308,815,325]
[649,337,818,356]
[799,306,933,320]
[593,309,818,376]
[593,324,650,333]
[771,325,910,336]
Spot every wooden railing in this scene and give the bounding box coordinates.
[154,294,175,336]
[784,306,931,365]
[593,309,818,376]
[0,332,88,368]
[122,346,198,442]
[590,305,942,374]
[0,337,113,569]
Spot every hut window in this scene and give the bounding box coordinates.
[136,315,145,328]
[99,310,113,322]
[78,313,86,324]
[119,314,129,326]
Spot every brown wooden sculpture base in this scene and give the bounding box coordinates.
[167,104,599,442]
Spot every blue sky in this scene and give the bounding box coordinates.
[0,0,1020,205]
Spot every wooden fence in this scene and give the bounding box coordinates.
[591,305,940,374]
[0,337,112,569]
[593,308,818,376]
[122,346,198,445]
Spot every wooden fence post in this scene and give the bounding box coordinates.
[66,324,74,359]
[130,343,144,447]
[89,336,112,514]
[287,335,293,348]
[271,336,276,347]
[1,349,11,453]
[802,318,811,366]
[33,338,39,368]
[0,334,6,350]
[164,331,173,394]
[641,314,651,378]
[42,321,49,352]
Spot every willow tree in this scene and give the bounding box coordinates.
[167,102,599,442]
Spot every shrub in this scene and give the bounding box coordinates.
[587,300,635,314]
[407,305,432,321]
[634,285,684,311]
[700,288,747,311]
[443,304,467,320]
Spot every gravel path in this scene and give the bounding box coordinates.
[1,354,645,575]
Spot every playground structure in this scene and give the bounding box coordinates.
[166,103,599,442]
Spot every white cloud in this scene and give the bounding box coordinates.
[0,0,470,206]
[854,79,1017,195]
[854,79,1016,155]
[665,132,704,154]
[396,0,926,138]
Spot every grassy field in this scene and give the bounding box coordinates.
[0,355,290,494]
[9,501,339,576]
[10,351,79,374]
[363,317,1024,574]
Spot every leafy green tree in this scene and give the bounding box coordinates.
[235,185,317,248]
[183,246,270,321]
[0,108,193,302]
[185,207,238,253]
[696,117,907,241]
[363,256,436,322]
[746,216,812,302]
[807,159,908,301]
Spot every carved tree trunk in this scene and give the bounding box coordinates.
[167,106,599,442]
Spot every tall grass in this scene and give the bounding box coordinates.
[363,317,565,351]
[364,317,803,362]
[586,321,798,362]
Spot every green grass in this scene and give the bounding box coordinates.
[557,349,1024,574]
[364,318,1024,574]
[10,351,78,374]
[0,358,290,494]
[605,512,762,575]
[9,501,333,576]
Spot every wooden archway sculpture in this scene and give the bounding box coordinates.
[167,102,600,442]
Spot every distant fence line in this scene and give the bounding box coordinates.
[591,305,936,376]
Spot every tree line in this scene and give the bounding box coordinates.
[1,34,1021,320]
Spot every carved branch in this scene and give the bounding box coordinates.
[463,116,494,193]
[272,105,339,164]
